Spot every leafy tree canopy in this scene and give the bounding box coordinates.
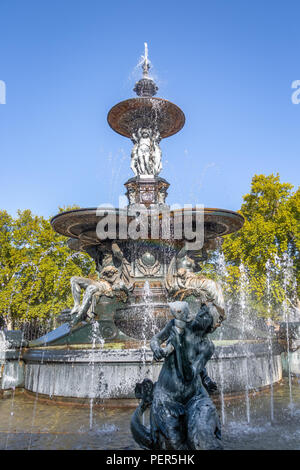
[218,174,299,319]
[0,207,95,326]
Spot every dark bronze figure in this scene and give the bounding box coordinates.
[131,301,223,450]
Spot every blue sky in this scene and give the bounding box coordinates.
[0,0,299,219]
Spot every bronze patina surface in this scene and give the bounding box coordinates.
[107,97,185,138]
[51,206,244,244]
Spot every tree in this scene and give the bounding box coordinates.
[218,174,299,320]
[0,208,95,329]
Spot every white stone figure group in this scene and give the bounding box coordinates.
[165,244,226,328]
[131,127,162,176]
[69,242,133,326]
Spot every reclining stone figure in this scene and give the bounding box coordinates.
[70,265,131,326]
[165,245,226,329]
[68,241,133,326]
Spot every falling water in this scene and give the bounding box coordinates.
[28,349,46,450]
[215,248,228,425]
[5,246,55,449]
[26,251,90,444]
[140,280,156,427]
[129,42,157,95]
[140,280,153,375]
[265,259,274,423]
[107,149,128,206]
[4,247,87,448]
[280,253,295,410]
[89,321,104,430]
[239,263,251,424]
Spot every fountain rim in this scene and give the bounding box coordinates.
[50,206,244,240]
[23,339,282,360]
[51,206,244,220]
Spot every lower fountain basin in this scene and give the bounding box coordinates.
[115,302,172,340]
[50,207,244,245]
[13,340,283,401]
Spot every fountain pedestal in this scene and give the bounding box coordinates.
[125,176,169,207]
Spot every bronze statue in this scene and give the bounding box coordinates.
[131,301,223,450]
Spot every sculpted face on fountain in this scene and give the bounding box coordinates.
[100,265,120,283]
[141,128,150,138]
[168,301,195,323]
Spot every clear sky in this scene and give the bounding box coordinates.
[0,0,299,219]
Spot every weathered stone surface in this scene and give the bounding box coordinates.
[20,341,282,399]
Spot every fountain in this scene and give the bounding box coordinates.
[0,45,299,450]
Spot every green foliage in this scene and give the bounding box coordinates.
[220,174,299,319]
[0,208,95,325]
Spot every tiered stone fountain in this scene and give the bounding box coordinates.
[0,46,285,407]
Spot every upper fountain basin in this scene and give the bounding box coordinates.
[107,97,185,138]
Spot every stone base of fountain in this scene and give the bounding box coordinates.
[281,350,300,377]
[1,337,284,401]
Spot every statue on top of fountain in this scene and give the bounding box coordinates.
[131,127,162,176]
[69,242,133,326]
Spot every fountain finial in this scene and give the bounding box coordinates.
[133,43,158,97]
